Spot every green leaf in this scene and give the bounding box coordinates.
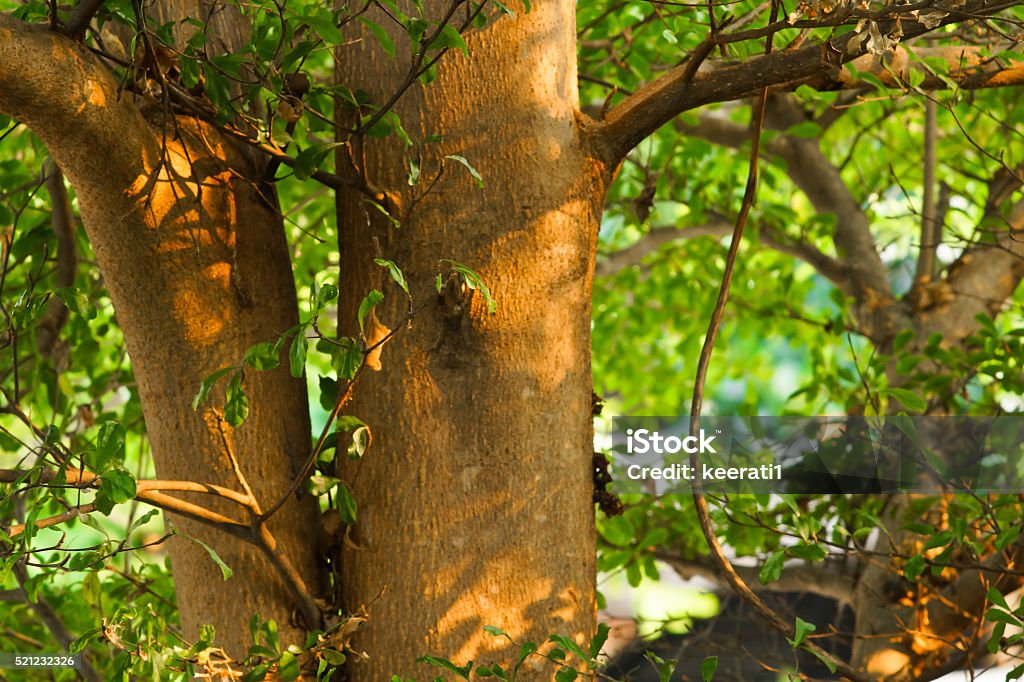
[588,622,609,659]
[302,11,343,45]
[759,550,785,584]
[348,426,370,459]
[445,154,484,188]
[290,330,308,378]
[96,421,126,470]
[224,373,249,427]
[53,287,97,320]
[547,634,586,662]
[188,535,233,581]
[701,656,718,682]
[554,669,578,682]
[441,259,497,313]
[988,587,1009,609]
[882,388,927,413]
[904,554,926,582]
[433,25,468,55]
[483,625,508,638]
[789,617,815,647]
[94,467,132,513]
[414,656,472,680]
[193,367,236,409]
[307,475,340,496]
[374,258,410,295]
[244,342,280,371]
[336,482,357,525]
[294,142,346,180]
[359,17,395,58]
[278,651,300,681]
[331,337,362,380]
[358,290,384,334]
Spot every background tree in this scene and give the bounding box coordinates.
[0,0,1022,681]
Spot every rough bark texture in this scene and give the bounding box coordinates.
[0,16,324,656]
[334,2,601,679]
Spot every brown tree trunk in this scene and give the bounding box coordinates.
[0,17,324,656]
[334,3,602,679]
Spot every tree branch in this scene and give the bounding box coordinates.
[655,551,857,606]
[0,14,159,195]
[594,217,851,291]
[915,99,940,285]
[595,220,733,277]
[591,0,1020,164]
[36,160,78,359]
[679,103,889,308]
[62,0,105,40]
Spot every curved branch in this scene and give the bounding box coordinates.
[595,220,733,277]
[0,14,159,195]
[590,0,1019,164]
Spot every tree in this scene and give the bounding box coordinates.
[0,0,1022,680]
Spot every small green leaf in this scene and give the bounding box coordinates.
[336,482,357,525]
[244,342,280,371]
[759,550,785,584]
[789,617,815,648]
[904,554,926,582]
[193,366,236,409]
[53,287,96,320]
[290,331,308,378]
[445,154,484,188]
[348,426,370,459]
[882,387,927,413]
[96,421,126,470]
[374,258,410,295]
[224,373,249,427]
[701,656,718,682]
[988,586,1010,610]
[331,337,362,380]
[188,535,233,580]
[433,24,468,55]
[358,290,384,334]
[359,17,395,57]
[588,622,609,659]
[548,634,586,662]
[414,656,471,680]
[554,669,578,682]
[307,475,340,496]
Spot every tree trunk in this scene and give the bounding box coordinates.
[334,3,602,679]
[0,17,324,656]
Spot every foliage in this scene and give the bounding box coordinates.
[1,0,1024,679]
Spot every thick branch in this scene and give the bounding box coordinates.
[62,0,105,40]
[913,198,1024,342]
[592,0,1019,164]
[0,14,158,195]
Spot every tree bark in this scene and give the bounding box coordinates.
[0,16,324,656]
[334,3,602,679]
